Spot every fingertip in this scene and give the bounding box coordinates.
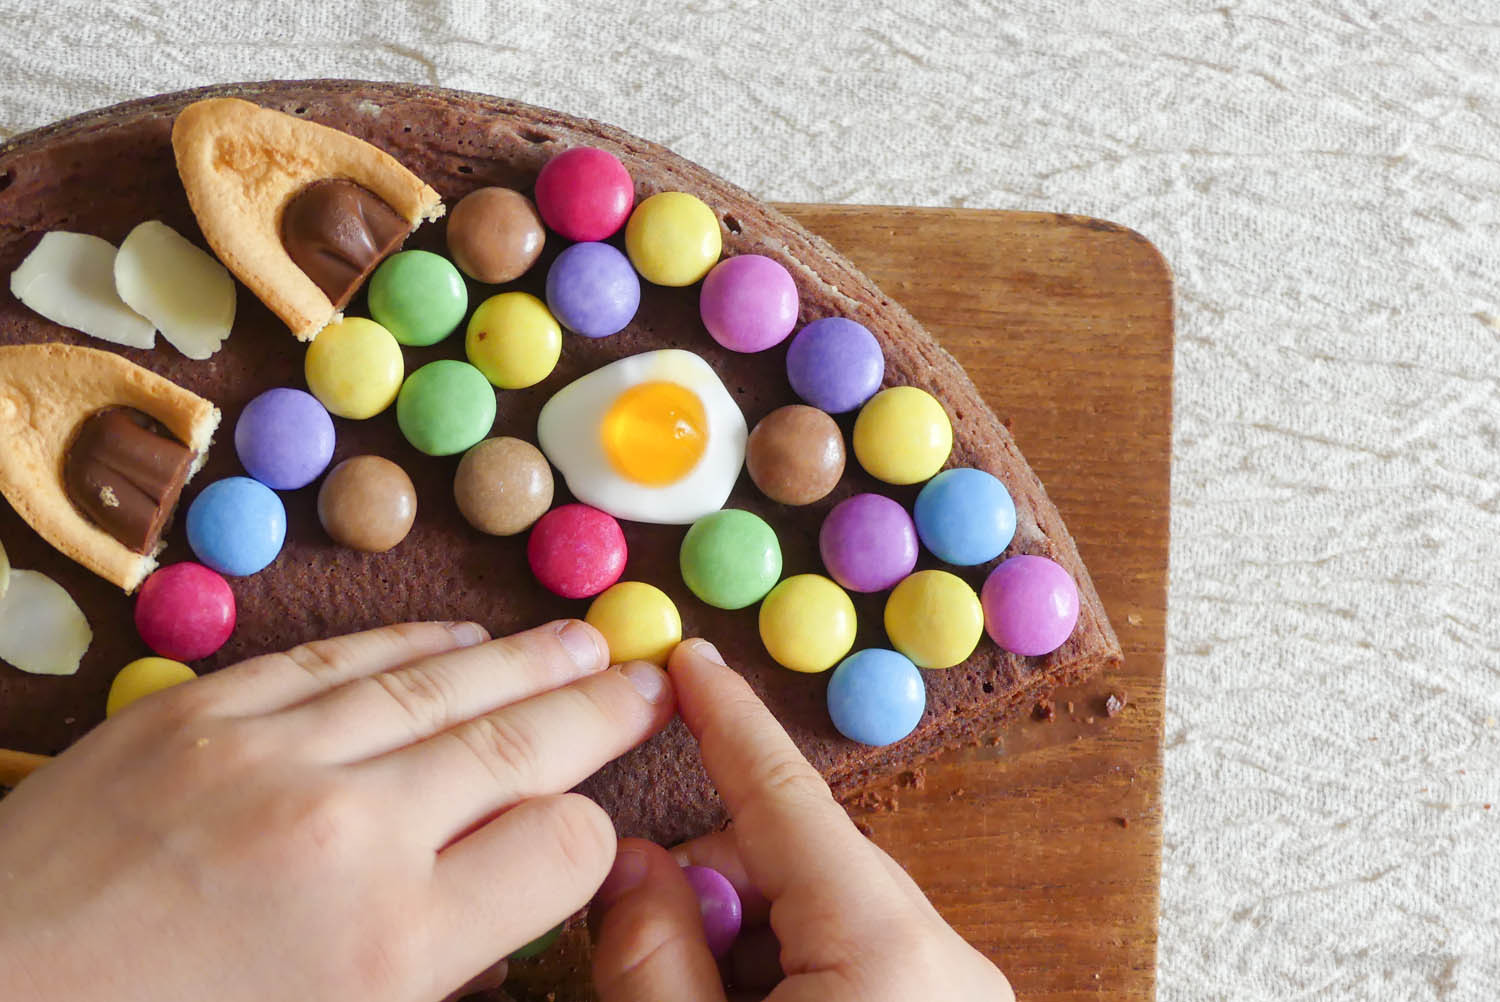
[619,660,674,707]
[443,621,491,647]
[668,637,727,674]
[551,618,610,672]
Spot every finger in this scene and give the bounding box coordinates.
[364,661,674,846]
[669,830,771,926]
[192,620,490,715]
[590,839,727,1002]
[666,639,910,959]
[272,620,608,762]
[432,794,615,982]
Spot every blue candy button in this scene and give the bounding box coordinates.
[913,467,1017,566]
[826,648,926,746]
[186,477,287,577]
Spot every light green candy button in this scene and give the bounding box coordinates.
[368,250,469,347]
[396,360,497,456]
[680,509,782,610]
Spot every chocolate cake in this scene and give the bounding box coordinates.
[0,80,1121,846]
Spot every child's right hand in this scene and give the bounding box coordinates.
[589,638,1015,1002]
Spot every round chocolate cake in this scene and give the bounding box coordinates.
[0,80,1120,848]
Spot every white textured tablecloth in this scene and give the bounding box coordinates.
[2,2,1497,999]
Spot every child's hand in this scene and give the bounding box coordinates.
[589,638,1014,1002]
[0,619,674,1002]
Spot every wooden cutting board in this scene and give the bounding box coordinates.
[507,204,1173,1001]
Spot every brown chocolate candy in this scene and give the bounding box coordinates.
[745,405,845,506]
[281,179,410,307]
[316,455,417,553]
[453,437,554,536]
[63,408,194,554]
[445,187,546,284]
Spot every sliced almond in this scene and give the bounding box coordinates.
[0,569,91,676]
[9,232,156,349]
[115,221,236,360]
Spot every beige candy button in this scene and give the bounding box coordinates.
[454,437,554,536]
[446,188,546,284]
[317,456,417,553]
[746,404,845,506]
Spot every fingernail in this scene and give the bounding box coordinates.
[555,620,603,670]
[621,661,668,703]
[445,621,489,647]
[594,846,651,911]
[690,638,726,666]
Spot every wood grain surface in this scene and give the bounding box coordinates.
[505,204,1174,1002]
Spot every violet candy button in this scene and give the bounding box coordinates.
[699,254,799,353]
[234,387,335,490]
[681,865,743,958]
[981,555,1080,656]
[545,241,641,338]
[785,316,884,413]
[819,493,918,593]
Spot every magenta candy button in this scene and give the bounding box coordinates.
[681,865,743,958]
[699,254,799,353]
[980,555,1079,656]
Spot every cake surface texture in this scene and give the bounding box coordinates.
[0,81,1121,845]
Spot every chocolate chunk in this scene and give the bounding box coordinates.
[64,408,193,554]
[281,179,409,307]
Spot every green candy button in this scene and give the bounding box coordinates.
[368,250,469,347]
[680,509,783,610]
[396,360,497,456]
[509,922,563,960]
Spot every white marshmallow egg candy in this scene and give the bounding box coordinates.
[537,350,747,525]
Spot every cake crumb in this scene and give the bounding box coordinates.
[1033,695,1056,722]
[63,716,76,725]
[1105,692,1127,717]
[855,821,874,837]
[986,734,1002,747]
[1085,716,1096,725]
[1066,700,1075,715]
[1127,611,1143,627]
[1116,816,1130,828]
[897,769,927,791]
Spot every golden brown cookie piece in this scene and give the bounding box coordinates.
[0,343,220,592]
[171,98,444,341]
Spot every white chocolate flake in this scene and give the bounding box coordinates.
[114,221,236,360]
[9,232,156,349]
[0,569,91,677]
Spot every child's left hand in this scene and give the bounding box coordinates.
[0,618,674,1002]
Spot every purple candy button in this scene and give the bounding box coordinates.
[234,388,335,491]
[981,555,1080,656]
[545,241,641,338]
[699,254,799,353]
[682,865,743,958]
[785,317,884,414]
[819,493,919,593]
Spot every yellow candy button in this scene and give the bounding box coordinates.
[466,291,563,390]
[852,386,953,485]
[758,574,856,673]
[884,570,983,669]
[624,192,722,287]
[586,581,682,667]
[106,657,196,717]
[305,316,404,419]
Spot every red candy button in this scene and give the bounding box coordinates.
[533,147,634,242]
[134,562,237,661]
[527,503,628,599]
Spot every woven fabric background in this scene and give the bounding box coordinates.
[1,2,1497,998]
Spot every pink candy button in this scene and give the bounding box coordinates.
[134,562,237,661]
[699,254,799,353]
[980,555,1079,657]
[526,503,628,599]
[533,147,634,242]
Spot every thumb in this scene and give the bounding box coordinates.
[590,839,728,1002]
